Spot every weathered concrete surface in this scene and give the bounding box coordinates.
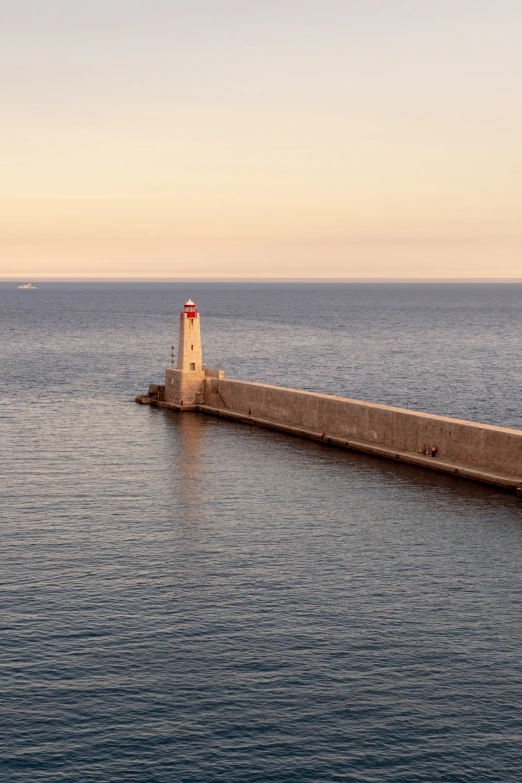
[164,367,205,408]
[203,368,225,379]
[162,368,226,409]
[200,378,522,491]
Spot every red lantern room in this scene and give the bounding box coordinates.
[181,299,198,319]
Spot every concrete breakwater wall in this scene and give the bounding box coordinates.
[199,378,522,491]
[136,300,522,493]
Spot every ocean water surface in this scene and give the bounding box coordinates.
[1,282,522,782]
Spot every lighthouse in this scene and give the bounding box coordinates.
[177,299,203,372]
[163,299,222,409]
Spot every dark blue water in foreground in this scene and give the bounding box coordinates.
[1,282,522,782]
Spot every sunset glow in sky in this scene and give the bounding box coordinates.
[2,0,521,279]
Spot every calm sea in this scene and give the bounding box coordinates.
[1,282,522,782]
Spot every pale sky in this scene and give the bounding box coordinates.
[1,0,521,279]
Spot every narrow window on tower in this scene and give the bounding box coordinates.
[190,363,196,371]
[191,345,194,350]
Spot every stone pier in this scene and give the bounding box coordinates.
[136,301,522,495]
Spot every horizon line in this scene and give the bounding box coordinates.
[2,274,522,284]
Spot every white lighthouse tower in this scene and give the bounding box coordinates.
[176,299,203,373]
[164,299,222,409]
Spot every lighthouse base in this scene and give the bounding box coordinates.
[163,368,205,408]
[136,367,226,410]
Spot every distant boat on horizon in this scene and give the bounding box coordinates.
[17,283,37,289]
